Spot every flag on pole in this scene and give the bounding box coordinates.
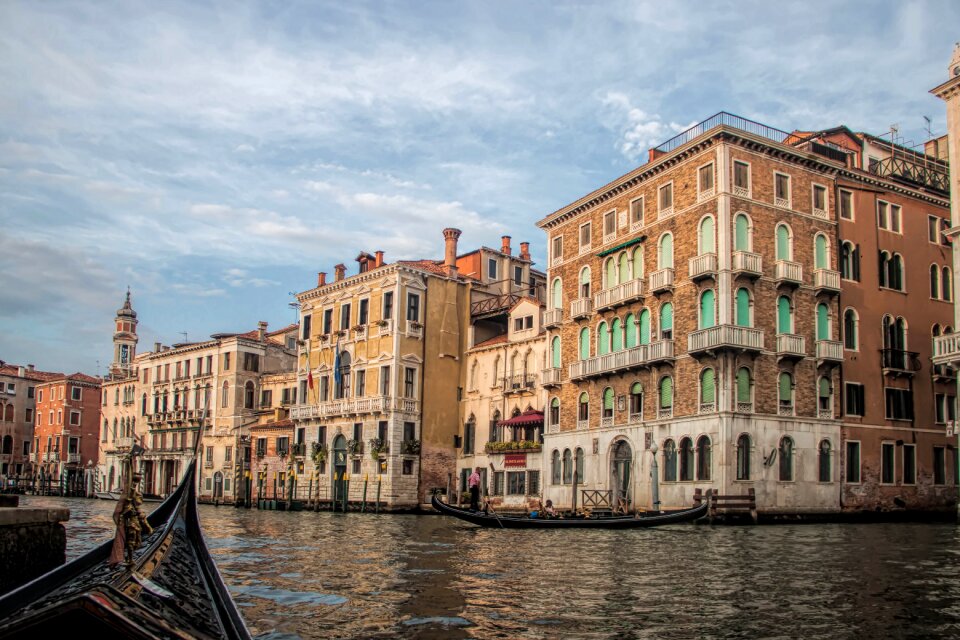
[307,369,314,390]
[333,336,342,388]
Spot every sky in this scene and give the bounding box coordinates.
[1,1,958,375]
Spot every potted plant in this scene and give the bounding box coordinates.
[346,438,363,455]
[401,439,421,455]
[409,321,423,329]
[376,319,389,327]
[368,437,387,459]
[312,442,328,467]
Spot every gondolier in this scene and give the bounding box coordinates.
[468,466,481,511]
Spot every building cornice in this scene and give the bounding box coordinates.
[836,167,950,207]
[297,262,461,304]
[931,75,960,101]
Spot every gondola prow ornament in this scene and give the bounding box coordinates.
[109,443,153,566]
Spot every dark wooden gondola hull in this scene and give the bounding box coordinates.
[431,494,708,529]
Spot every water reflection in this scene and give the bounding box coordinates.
[18,496,960,639]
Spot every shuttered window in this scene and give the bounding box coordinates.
[816,304,829,340]
[619,253,630,284]
[551,336,561,368]
[737,368,751,403]
[639,310,651,345]
[779,373,793,405]
[660,303,673,338]
[659,234,673,269]
[777,296,792,333]
[776,225,790,260]
[603,387,614,410]
[611,318,623,352]
[579,328,590,360]
[660,377,673,408]
[552,279,562,310]
[700,290,715,329]
[735,289,750,327]
[701,369,715,403]
[735,214,749,251]
[625,314,636,349]
[597,322,609,355]
[699,216,715,254]
[632,247,644,279]
[605,258,616,289]
[815,234,828,269]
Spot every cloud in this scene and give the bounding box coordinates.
[600,92,696,162]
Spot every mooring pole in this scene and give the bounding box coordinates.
[376,475,382,514]
[362,475,368,513]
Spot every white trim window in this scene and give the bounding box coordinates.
[658,182,674,216]
[839,189,853,220]
[733,160,751,197]
[603,210,617,243]
[629,197,644,231]
[579,222,592,254]
[551,235,563,265]
[774,172,791,209]
[877,200,902,233]
[811,183,828,218]
[697,162,715,200]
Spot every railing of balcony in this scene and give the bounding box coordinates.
[648,268,675,292]
[503,374,537,392]
[647,340,675,362]
[568,345,649,380]
[542,368,563,386]
[652,111,792,155]
[814,269,840,292]
[688,253,718,280]
[688,325,764,352]
[594,278,644,310]
[732,251,762,275]
[816,340,843,361]
[543,308,563,327]
[571,298,593,319]
[775,260,803,283]
[933,334,960,366]
[881,349,921,373]
[776,334,806,356]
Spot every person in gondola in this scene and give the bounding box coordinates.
[544,499,556,518]
[468,466,481,511]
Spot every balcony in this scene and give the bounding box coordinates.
[503,374,537,394]
[594,278,644,311]
[116,436,135,450]
[735,401,753,414]
[813,206,828,220]
[542,368,563,387]
[648,268,675,294]
[484,441,542,454]
[290,396,418,420]
[816,340,843,363]
[291,443,307,457]
[818,408,834,419]
[543,308,563,328]
[43,451,59,462]
[881,349,921,377]
[648,340,675,364]
[688,253,718,281]
[813,269,840,295]
[775,260,803,286]
[628,412,642,425]
[658,407,673,420]
[571,298,593,320]
[933,334,960,366]
[204,459,214,468]
[776,334,806,360]
[688,325,764,355]
[375,319,393,336]
[568,345,648,381]
[732,251,762,278]
[406,322,423,339]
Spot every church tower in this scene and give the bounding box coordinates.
[111,289,139,377]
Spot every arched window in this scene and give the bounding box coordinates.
[204,384,211,409]
[112,418,118,439]
[597,321,610,356]
[779,436,794,481]
[879,251,891,288]
[578,392,589,423]
[629,382,643,420]
[943,267,953,302]
[891,254,904,291]
[696,435,711,481]
[335,351,352,398]
[818,440,832,482]
[562,449,573,484]
[605,257,616,289]
[579,328,590,361]
[575,447,585,484]
[841,241,859,280]
[777,296,793,334]
[611,318,623,352]
[775,224,792,261]
[818,377,832,416]
[778,372,794,415]
[638,309,651,345]
[816,303,830,341]
[699,216,715,255]
[679,437,694,481]
[551,278,562,310]
[736,434,751,480]
[114,388,120,405]
[659,376,673,417]
[552,449,561,484]
[699,289,716,329]
[551,336,561,369]
[632,246,644,279]
[931,265,941,299]
[844,309,859,350]
[734,213,751,251]
[735,288,752,327]
[736,367,753,412]
[602,387,615,421]
[625,313,637,349]
[102,419,109,442]
[550,397,560,427]
[658,233,673,269]
[814,234,829,270]
[660,302,673,340]
[141,393,147,416]
[700,368,715,411]
[221,381,229,408]
[883,315,907,353]
[663,439,677,482]
[244,381,255,409]
[618,252,630,285]
[579,266,591,299]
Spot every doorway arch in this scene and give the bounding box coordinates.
[610,439,633,512]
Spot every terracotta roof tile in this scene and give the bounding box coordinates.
[0,364,64,382]
[471,334,509,349]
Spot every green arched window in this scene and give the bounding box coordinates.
[618,252,630,285]
[605,258,616,289]
[815,234,828,270]
[776,225,791,261]
[579,267,591,298]
[551,336,561,368]
[551,278,562,310]
[700,368,715,404]
[659,233,673,269]
[778,372,793,406]
[777,296,792,334]
[597,321,610,355]
[699,216,715,254]
[735,213,750,251]
[639,309,651,345]
[625,313,637,348]
[603,387,615,414]
[579,327,590,360]
[735,288,751,327]
[736,367,752,404]
[611,318,623,352]
[816,303,829,340]
[659,376,673,409]
[660,302,674,339]
[700,290,715,329]
[632,246,644,279]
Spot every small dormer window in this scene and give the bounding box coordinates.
[488,257,498,280]
[513,315,534,331]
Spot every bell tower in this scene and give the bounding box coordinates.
[111,289,139,377]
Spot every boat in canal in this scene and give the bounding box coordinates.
[431,493,709,529]
[0,443,250,639]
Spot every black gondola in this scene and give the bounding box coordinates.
[431,493,708,529]
[0,451,250,639]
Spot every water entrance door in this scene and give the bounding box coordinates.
[332,435,348,507]
[611,440,633,512]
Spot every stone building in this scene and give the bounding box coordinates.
[34,372,102,493]
[0,362,60,479]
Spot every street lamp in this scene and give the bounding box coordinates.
[650,441,661,512]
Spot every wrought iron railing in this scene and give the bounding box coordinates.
[881,349,921,373]
[652,112,793,155]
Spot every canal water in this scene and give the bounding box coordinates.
[18,496,960,639]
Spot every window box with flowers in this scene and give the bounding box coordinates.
[346,438,364,455]
[484,440,542,454]
[368,438,388,459]
[312,442,328,466]
[401,439,421,455]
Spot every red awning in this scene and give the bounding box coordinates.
[497,409,544,426]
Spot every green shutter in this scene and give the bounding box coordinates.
[660,377,673,408]
[625,314,636,348]
[700,290,715,329]
[603,387,614,410]
[660,303,673,333]
[700,216,715,254]
[816,304,829,340]
[737,368,751,402]
[735,214,749,251]
[551,336,561,368]
[579,392,589,406]
[819,377,830,398]
[639,309,651,344]
[735,289,750,327]
[552,397,560,408]
[660,234,673,269]
[776,225,790,260]
[815,235,827,269]
[779,373,792,401]
[580,267,590,286]
[552,279,562,310]
[611,318,623,351]
[632,247,643,279]
[701,369,715,403]
[605,259,616,289]
[631,382,643,395]
[618,252,630,284]
[598,322,609,355]
[777,297,791,333]
[579,328,590,360]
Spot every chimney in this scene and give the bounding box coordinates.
[317,272,327,287]
[519,242,530,260]
[258,321,268,342]
[375,251,384,267]
[17,366,24,377]
[27,364,34,372]
[334,264,346,281]
[443,228,462,277]
[501,235,512,255]
[154,342,162,353]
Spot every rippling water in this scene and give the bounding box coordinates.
[19,496,960,639]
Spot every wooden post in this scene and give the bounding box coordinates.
[571,457,579,513]
[342,474,349,512]
[362,475,368,513]
[376,475,382,514]
[749,487,758,524]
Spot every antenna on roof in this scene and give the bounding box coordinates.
[180,332,188,343]
[923,115,933,139]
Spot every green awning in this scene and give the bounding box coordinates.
[596,235,645,258]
